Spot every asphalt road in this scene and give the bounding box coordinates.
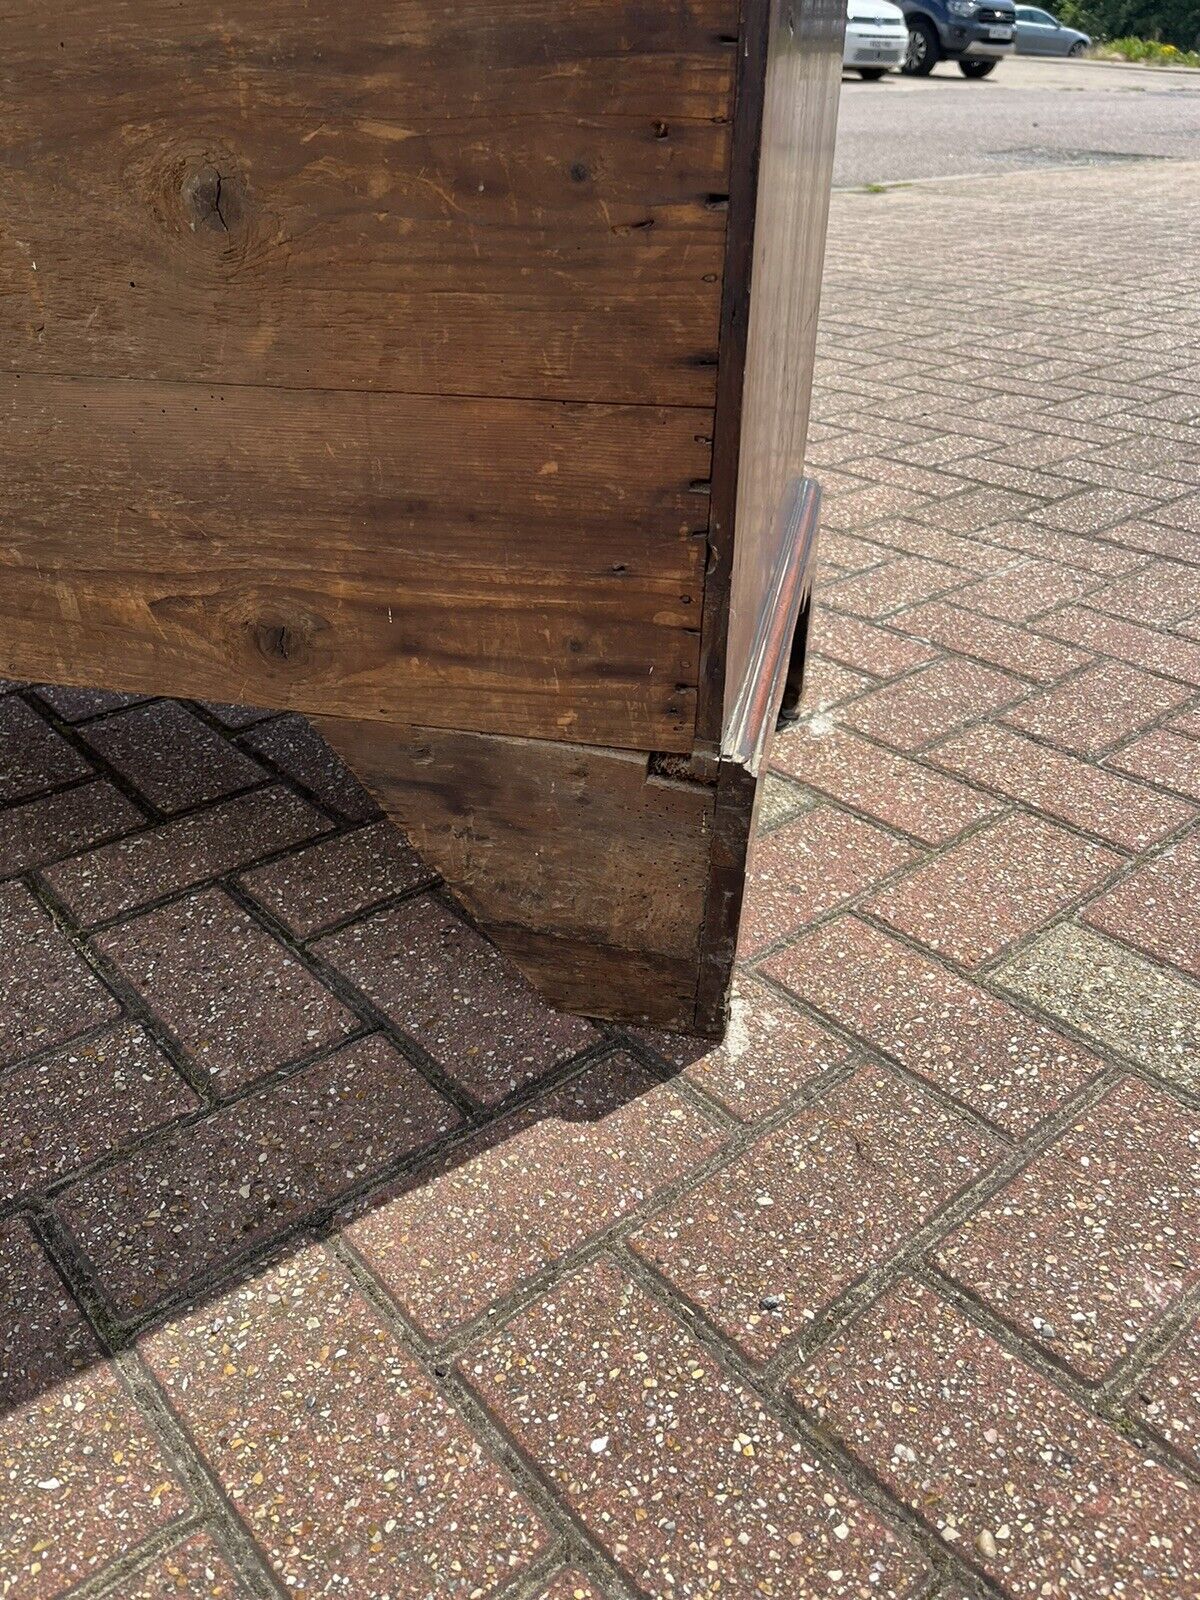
[833,54,1200,186]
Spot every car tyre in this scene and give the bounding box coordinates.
[858,67,889,78]
[902,17,939,74]
[1069,39,1086,54]
[958,57,997,76]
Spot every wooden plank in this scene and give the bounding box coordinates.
[694,758,758,1034]
[316,719,718,1029]
[698,0,843,742]
[0,377,709,748]
[1,0,737,404]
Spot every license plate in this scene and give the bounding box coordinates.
[989,25,1012,37]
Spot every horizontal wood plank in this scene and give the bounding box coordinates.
[2,0,737,403]
[317,718,718,1027]
[0,377,709,748]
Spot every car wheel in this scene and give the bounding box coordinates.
[958,57,997,76]
[858,67,888,79]
[1069,39,1086,54]
[902,18,939,74]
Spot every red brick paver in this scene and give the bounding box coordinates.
[95,886,356,1092]
[1081,835,1200,978]
[531,1572,607,1600]
[239,819,433,937]
[1106,726,1200,800]
[0,697,92,802]
[0,780,139,878]
[0,880,120,1066]
[862,811,1121,967]
[315,893,597,1106]
[119,1534,252,1600]
[44,784,330,926]
[899,597,1092,682]
[1134,1320,1200,1473]
[144,1246,550,1598]
[929,720,1197,850]
[840,655,1028,751]
[740,804,917,955]
[463,1259,928,1599]
[773,721,1001,844]
[78,701,266,814]
[56,1036,458,1323]
[793,1281,1200,1599]
[1,1224,188,1598]
[631,1064,999,1363]
[935,1076,1200,1382]
[632,974,853,1120]
[0,1022,195,1203]
[345,1053,723,1341]
[1001,661,1192,757]
[763,917,1104,1133]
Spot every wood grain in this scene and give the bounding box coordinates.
[0,376,709,748]
[1,0,738,404]
[317,718,718,1028]
[700,0,843,743]
[0,0,844,1037]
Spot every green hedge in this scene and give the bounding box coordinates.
[1053,0,1200,51]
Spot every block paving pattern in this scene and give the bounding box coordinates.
[1,159,1199,1599]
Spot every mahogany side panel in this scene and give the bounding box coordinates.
[700,0,844,745]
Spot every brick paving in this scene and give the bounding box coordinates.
[1,157,1199,1600]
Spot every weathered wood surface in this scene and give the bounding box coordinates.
[0,378,708,747]
[318,718,716,1027]
[0,0,840,1036]
[1,0,735,404]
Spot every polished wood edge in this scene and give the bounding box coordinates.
[690,475,820,1038]
[694,0,773,748]
[720,474,822,772]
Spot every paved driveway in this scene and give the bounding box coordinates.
[836,54,1200,183]
[2,81,1200,1600]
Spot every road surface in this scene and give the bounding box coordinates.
[834,53,1200,185]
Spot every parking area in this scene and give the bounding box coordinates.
[2,58,1200,1600]
[836,53,1200,183]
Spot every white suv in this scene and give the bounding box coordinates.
[844,0,910,78]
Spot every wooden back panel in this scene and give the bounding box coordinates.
[0,0,741,748]
[3,0,734,403]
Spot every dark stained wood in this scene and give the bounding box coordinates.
[1,0,737,405]
[0,377,708,748]
[316,718,717,1028]
[695,0,772,750]
[694,758,759,1034]
[699,0,844,746]
[0,0,842,1038]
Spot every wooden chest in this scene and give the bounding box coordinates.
[0,0,842,1036]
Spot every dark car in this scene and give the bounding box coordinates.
[897,0,1016,76]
